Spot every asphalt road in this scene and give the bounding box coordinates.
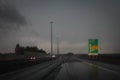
[0,58,62,80]
[55,61,120,80]
[0,56,120,80]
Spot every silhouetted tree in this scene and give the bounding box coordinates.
[15,44,47,55]
[39,49,46,54]
[15,44,20,54]
[15,44,24,55]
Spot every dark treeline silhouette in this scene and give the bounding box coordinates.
[15,44,47,55]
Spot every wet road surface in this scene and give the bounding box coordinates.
[55,57,120,80]
[0,56,120,80]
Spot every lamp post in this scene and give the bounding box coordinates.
[57,37,59,56]
[50,21,53,57]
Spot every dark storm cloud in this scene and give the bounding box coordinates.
[0,0,26,29]
[0,0,120,53]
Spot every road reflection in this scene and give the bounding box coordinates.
[55,57,120,80]
[88,63,99,80]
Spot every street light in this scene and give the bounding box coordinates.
[50,21,53,57]
[57,37,59,56]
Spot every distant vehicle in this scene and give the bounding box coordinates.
[52,55,56,58]
[30,56,36,60]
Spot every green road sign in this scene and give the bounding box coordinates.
[88,39,98,55]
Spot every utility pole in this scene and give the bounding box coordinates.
[50,21,53,57]
[57,37,59,56]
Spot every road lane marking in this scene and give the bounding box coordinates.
[83,61,120,76]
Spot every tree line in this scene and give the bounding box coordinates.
[15,44,47,55]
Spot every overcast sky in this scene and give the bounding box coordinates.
[0,0,120,54]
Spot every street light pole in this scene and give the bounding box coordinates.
[50,21,53,57]
[57,37,59,56]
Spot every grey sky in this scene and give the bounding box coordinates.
[0,0,120,54]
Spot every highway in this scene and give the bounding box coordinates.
[0,56,120,80]
[55,57,120,80]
